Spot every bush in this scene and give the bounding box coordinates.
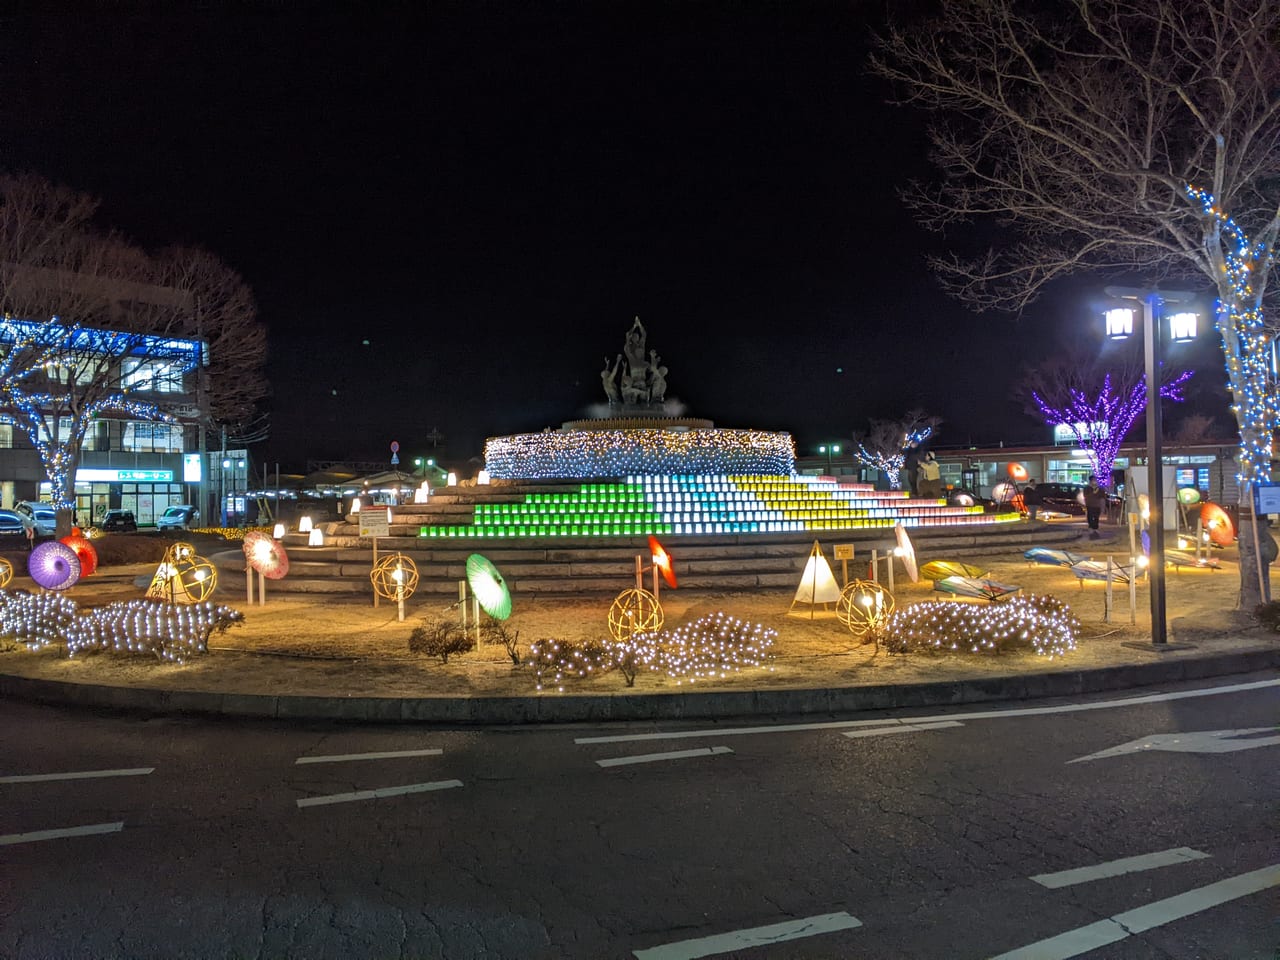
[527,638,615,690]
[479,620,521,665]
[884,594,1079,658]
[408,618,475,663]
[1254,601,1280,633]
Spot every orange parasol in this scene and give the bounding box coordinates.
[1199,501,1234,546]
[1007,462,1029,481]
[648,535,678,589]
[60,530,98,577]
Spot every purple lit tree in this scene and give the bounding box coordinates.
[1029,368,1191,490]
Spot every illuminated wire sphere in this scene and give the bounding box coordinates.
[29,540,82,591]
[607,587,664,642]
[173,555,219,603]
[370,552,419,601]
[837,580,895,638]
[465,553,512,620]
[60,532,98,577]
[165,541,197,563]
[0,557,12,588]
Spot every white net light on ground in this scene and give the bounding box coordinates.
[836,580,894,639]
[608,587,663,642]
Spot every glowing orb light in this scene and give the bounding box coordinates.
[29,540,82,591]
[607,588,663,642]
[465,553,512,620]
[370,553,419,600]
[836,580,894,638]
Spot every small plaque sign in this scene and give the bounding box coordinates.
[1254,483,1280,516]
[360,509,390,538]
[834,544,855,560]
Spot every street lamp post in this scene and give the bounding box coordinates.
[819,443,841,475]
[1103,286,1197,650]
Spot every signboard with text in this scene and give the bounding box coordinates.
[359,509,390,538]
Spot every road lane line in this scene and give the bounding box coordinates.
[0,821,124,846]
[296,779,463,808]
[596,746,733,768]
[632,911,862,960]
[842,720,964,739]
[0,767,154,784]
[294,749,443,765]
[991,862,1280,959]
[574,678,1280,745]
[1030,847,1210,888]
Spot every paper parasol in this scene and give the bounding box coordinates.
[466,553,511,620]
[60,531,98,577]
[1199,501,1234,546]
[29,540,82,591]
[1007,462,1029,481]
[1176,486,1202,505]
[894,522,919,583]
[647,535,677,589]
[243,530,290,580]
[919,560,988,581]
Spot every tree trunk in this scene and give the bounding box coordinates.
[1235,503,1276,610]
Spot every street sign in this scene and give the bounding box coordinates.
[390,440,400,466]
[1069,727,1280,763]
[359,509,390,538]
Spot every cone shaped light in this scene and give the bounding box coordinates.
[648,535,677,588]
[793,542,840,605]
[466,553,512,620]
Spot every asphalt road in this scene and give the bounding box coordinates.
[1,673,1277,960]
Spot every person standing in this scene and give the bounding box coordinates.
[1022,480,1041,521]
[918,452,943,498]
[1084,477,1107,538]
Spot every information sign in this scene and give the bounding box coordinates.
[359,509,390,538]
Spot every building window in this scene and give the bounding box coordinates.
[121,358,183,393]
[122,421,183,453]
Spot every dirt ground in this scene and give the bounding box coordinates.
[0,527,1274,699]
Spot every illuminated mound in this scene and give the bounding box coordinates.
[483,427,796,480]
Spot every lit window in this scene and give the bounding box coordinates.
[121,358,182,393]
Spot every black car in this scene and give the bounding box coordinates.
[101,509,138,532]
[0,509,29,536]
[1036,483,1086,516]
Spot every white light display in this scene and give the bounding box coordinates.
[884,594,1078,658]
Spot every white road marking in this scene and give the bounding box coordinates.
[0,821,124,846]
[596,746,733,768]
[991,862,1280,960]
[632,910,862,960]
[294,748,443,765]
[574,678,1280,745]
[842,720,964,739]
[0,767,154,784]
[296,779,463,808]
[1030,846,1210,889]
[1070,727,1280,763]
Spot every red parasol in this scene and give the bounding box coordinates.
[59,531,98,577]
[1199,501,1234,547]
[1007,462,1029,481]
[243,530,290,579]
[648,535,677,589]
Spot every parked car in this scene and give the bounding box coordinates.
[101,509,138,533]
[1036,482,1086,516]
[156,504,198,531]
[0,509,30,537]
[14,501,56,535]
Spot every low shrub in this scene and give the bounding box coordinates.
[527,638,615,691]
[479,620,521,665]
[1254,601,1280,633]
[408,618,475,663]
[884,594,1079,658]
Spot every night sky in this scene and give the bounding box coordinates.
[0,3,1231,471]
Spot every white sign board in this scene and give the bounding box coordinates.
[359,509,390,538]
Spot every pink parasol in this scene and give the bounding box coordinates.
[243,530,290,580]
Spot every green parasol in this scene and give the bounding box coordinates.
[466,553,512,620]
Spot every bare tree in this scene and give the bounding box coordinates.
[0,174,267,534]
[852,411,940,489]
[873,0,1280,606]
